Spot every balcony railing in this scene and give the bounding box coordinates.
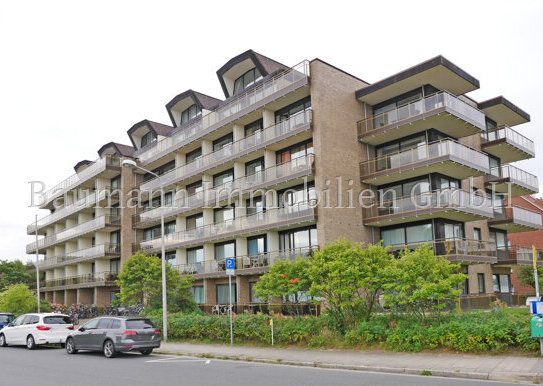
[175,246,318,276]
[40,155,121,208]
[28,187,119,234]
[492,206,543,228]
[35,243,120,269]
[138,202,316,252]
[357,91,486,137]
[134,154,314,227]
[141,109,313,191]
[34,271,118,289]
[360,139,489,178]
[482,126,535,156]
[486,164,539,192]
[363,189,493,223]
[385,238,498,262]
[134,61,310,165]
[26,215,121,253]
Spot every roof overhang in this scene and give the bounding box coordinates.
[73,160,92,173]
[356,55,480,105]
[477,96,530,126]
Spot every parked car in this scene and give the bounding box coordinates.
[0,313,15,330]
[65,316,160,358]
[0,313,73,349]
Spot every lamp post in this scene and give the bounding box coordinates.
[35,214,41,312]
[122,159,168,342]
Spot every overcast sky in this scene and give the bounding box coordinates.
[1,0,542,262]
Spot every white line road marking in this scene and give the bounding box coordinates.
[146,356,211,364]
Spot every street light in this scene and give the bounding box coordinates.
[122,159,168,342]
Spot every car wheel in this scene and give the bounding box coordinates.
[103,340,116,358]
[140,349,153,356]
[26,335,36,350]
[0,334,7,347]
[66,338,78,354]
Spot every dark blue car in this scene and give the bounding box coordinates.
[0,313,15,330]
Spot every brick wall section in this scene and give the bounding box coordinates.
[120,157,136,265]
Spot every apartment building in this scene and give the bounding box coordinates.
[27,50,541,306]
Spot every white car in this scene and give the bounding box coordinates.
[0,313,73,349]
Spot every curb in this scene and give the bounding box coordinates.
[155,349,540,383]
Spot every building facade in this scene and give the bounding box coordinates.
[27,50,541,306]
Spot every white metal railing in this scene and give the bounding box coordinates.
[135,154,314,225]
[358,91,486,135]
[488,164,539,190]
[134,61,310,165]
[35,243,120,268]
[141,109,312,191]
[483,126,535,155]
[493,206,543,228]
[26,215,120,253]
[40,155,120,207]
[139,202,316,251]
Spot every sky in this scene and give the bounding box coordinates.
[1,0,542,262]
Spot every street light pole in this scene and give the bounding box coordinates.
[122,160,168,342]
[35,214,41,312]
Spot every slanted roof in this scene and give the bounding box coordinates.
[477,96,530,126]
[97,142,135,158]
[126,120,174,148]
[216,49,289,98]
[165,89,222,126]
[73,160,92,173]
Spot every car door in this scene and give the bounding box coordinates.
[2,315,26,344]
[74,318,100,349]
[88,318,112,350]
[22,315,40,343]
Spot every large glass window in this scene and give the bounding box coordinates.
[186,181,203,196]
[378,177,430,202]
[143,221,175,241]
[478,273,485,294]
[493,274,511,293]
[279,182,315,207]
[233,68,262,95]
[382,223,433,248]
[213,133,233,152]
[245,158,264,176]
[187,247,204,264]
[444,223,464,239]
[213,169,234,187]
[214,205,235,223]
[248,235,266,256]
[109,258,120,274]
[191,286,205,304]
[140,131,155,148]
[279,226,318,251]
[144,160,175,181]
[186,213,203,230]
[245,119,263,137]
[381,228,406,246]
[276,140,313,164]
[215,241,236,260]
[216,283,237,304]
[180,104,201,125]
[489,230,507,249]
[111,176,121,189]
[275,97,311,123]
[246,196,264,216]
[186,148,202,164]
[406,224,433,244]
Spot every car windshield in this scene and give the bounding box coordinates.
[43,316,71,324]
[126,319,155,329]
[0,315,13,323]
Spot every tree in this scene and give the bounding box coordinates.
[0,260,32,289]
[517,265,542,290]
[116,252,197,313]
[0,284,51,314]
[383,245,467,318]
[307,239,394,331]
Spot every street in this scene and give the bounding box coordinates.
[0,345,517,385]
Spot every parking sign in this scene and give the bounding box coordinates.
[226,258,235,276]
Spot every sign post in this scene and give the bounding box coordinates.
[532,245,543,356]
[270,318,274,346]
[226,257,235,346]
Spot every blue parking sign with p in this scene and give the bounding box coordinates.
[226,258,235,270]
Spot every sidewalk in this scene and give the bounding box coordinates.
[157,342,543,383]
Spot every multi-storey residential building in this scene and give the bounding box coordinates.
[27,50,541,306]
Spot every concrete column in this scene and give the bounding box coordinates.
[236,275,250,304]
[233,123,244,141]
[65,289,77,305]
[236,237,247,257]
[203,208,214,226]
[177,248,187,265]
[78,237,92,250]
[202,139,213,156]
[65,265,77,277]
[204,279,216,305]
[77,262,93,275]
[233,161,245,180]
[262,108,274,129]
[264,149,276,168]
[95,258,109,273]
[267,231,280,252]
[203,243,214,261]
[94,231,109,245]
[65,241,77,253]
[96,177,109,190]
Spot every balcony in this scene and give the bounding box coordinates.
[485,165,539,196]
[39,155,121,209]
[495,245,543,266]
[26,215,121,253]
[141,109,313,191]
[488,206,543,233]
[137,202,317,253]
[481,126,535,163]
[363,189,493,226]
[133,61,310,166]
[33,244,120,270]
[357,91,486,146]
[31,271,118,291]
[133,154,314,228]
[386,238,498,264]
[175,246,318,279]
[28,188,119,235]
[360,139,489,185]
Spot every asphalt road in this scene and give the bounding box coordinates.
[0,345,516,386]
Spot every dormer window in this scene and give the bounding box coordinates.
[181,104,201,125]
[141,131,156,148]
[233,68,262,95]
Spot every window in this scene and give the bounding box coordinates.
[233,67,262,95]
[191,286,205,304]
[473,228,482,242]
[141,131,155,148]
[477,273,485,294]
[381,223,433,248]
[82,318,100,330]
[489,230,508,249]
[279,226,318,251]
[248,235,266,256]
[213,133,233,152]
[110,258,120,274]
[165,251,176,265]
[24,315,39,324]
[142,191,173,211]
[186,181,203,196]
[186,148,202,164]
[493,274,511,293]
[187,247,204,264]
[216,283,237,304]
[111,176,121,189]
[250,282,264,303]
[444,223,463,240]
[276,140,313,164]
[186,214,203,230]
[406,224,433,244]
[213,169,234,187]
[11,316,25,327]
[275,97,311,123]
[378,177,430,201]
[110,291,120,304]
[97,318,113,329]
[246,196,264,216]
[110,230,120,245]
[126,319,156,330]
[143,221,176,240]
[214,241,235,260]
[279,182,315,207]
[245,119,263,137]
[245,157,264,176]
[181,104,201,124]
[110,203,120,217]
[382,228,406,247]
[144,160,175,181]
[214,205,235,223]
